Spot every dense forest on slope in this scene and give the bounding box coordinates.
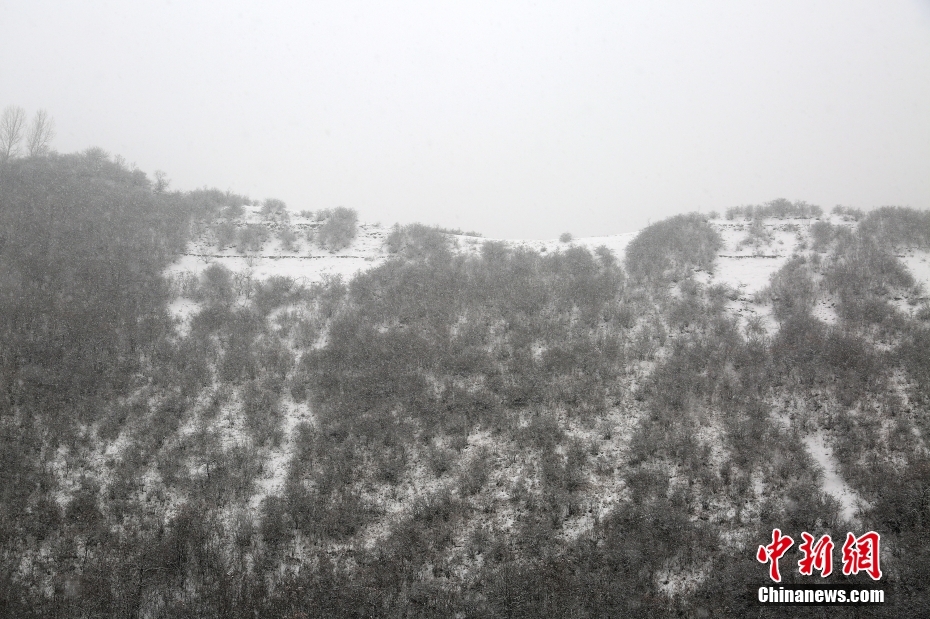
[1,152,929,617]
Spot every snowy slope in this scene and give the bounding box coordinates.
[165,205,392,285]
[165,209,930,327]
[156,210,930,543]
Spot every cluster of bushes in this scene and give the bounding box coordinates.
[236,223,269,252]
[766,212,921,330]
[624,213,722,281]
[735,217,774,251]
[725,198,823,220]
[0,151,191,421]
[419,224,483,237]
[313,206,358,251]
[260,197,288,221]
[213,221,304,253]
[765,256,818,321]
[858,206,930,250]
[384,222,453,261]
[831,204,865,220]
[293,236,631,438]
[212,220,238,249]
[772,315,888,405]
[815,218,918,328]
[809,220,850,252]
[185,269,299,387]
[277,225,297,251]
[186,187,252,219]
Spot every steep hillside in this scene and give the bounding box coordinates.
[156,202,930,614]
[3,158,930,618]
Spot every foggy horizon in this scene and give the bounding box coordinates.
[3,0,929,239]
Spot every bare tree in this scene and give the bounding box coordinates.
[154,170,170,193]
[0,105,27,162]
[27,109,55,156]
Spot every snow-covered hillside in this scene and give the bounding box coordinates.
[155,209,930,546]
[165,209,930,334]
[14,146,930,615]
[166,207,390,284]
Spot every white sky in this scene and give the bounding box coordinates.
[2,1,929,239]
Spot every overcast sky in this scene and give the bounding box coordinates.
[3,1,929,238]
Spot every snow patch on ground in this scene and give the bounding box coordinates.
[249,398,315,511]
[458,232,638,260]
[657,564,708,598]
[167,297,201,336]
[699,218,814,333]
[712,256,790,295]
[811,298,839,325]
[895,249,930,316]
[803,432,862,524]
[899,249,930,291]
